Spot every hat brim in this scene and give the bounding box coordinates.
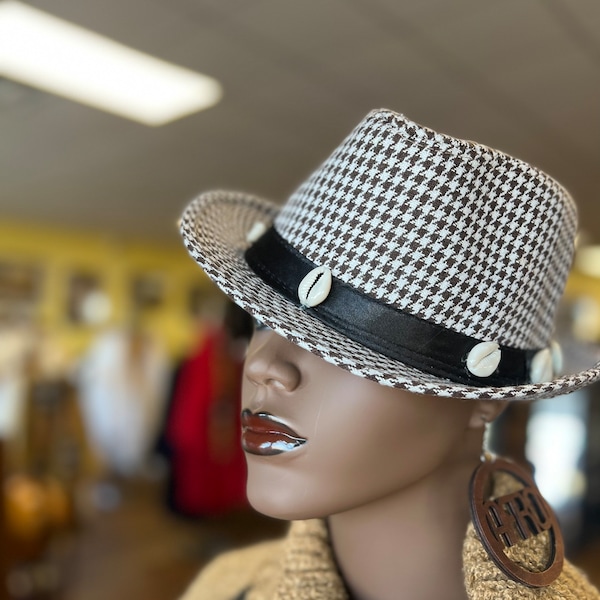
[180,191,600,401]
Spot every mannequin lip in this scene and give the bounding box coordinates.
[241,409,307,456]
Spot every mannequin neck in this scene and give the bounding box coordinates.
[328,449,480,600]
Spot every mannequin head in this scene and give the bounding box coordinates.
[241,327,507,520]
[179,109,599,597]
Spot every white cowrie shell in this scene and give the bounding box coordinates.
[550,340,563,376]
[466,342,501,378]
[298,266,332,308]
[246,221,267,243]
[530,348,554,384]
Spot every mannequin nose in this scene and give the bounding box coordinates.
[244,332,301,392]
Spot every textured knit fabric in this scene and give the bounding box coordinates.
[180,471,600,600]
[181,519,599,600]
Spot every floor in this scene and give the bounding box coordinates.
[47,479,287,600]
[25,479,600,600]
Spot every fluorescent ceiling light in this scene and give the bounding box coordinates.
[0,1,222,125]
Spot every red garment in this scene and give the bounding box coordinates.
[166,328,247,515]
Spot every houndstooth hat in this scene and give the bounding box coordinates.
[180,109,600,400]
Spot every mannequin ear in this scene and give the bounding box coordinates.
[467,399,509,429]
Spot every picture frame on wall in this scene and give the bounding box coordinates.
[130,272,165,311]
[0,261,42,323]
[66,271,110,325]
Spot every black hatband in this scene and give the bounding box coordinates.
[244,227,537,387]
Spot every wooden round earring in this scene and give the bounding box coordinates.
[469,456,564,587]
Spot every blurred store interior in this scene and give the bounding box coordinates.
[1,0,600,598]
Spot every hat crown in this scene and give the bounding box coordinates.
[274,110,577,350]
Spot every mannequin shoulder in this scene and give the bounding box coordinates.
[179,538,284,600]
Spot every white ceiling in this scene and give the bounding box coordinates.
[1,0,599,243]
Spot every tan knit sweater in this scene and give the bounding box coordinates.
[181,472,600,600]
[181,517,599,600]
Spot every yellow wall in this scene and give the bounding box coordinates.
[5,218,599,360]
[566,270,600,302]
[0,219,214,362]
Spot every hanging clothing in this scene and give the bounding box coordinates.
[77,328,169,476]
[164,327,247,516]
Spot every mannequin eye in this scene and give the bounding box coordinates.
[253,318,271,332]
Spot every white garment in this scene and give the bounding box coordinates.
[77,328,169,475]
[0,325,33,440]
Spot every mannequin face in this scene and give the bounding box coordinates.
[241,329,483,520]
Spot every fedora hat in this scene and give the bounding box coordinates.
[180,109,600,400]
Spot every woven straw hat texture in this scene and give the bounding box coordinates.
[180,109,600,400]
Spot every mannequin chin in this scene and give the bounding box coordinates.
[241,329,505,521]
